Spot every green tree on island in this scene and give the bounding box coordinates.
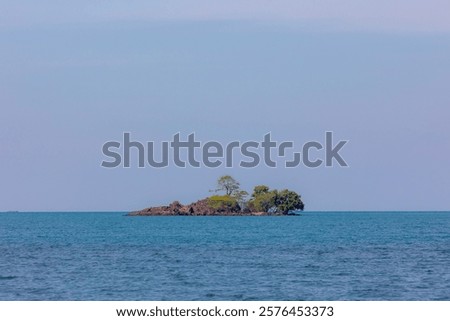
[215,175,241,196]
[209,175,247,212]
[248,184,304,214]
[275,189,305,214]
[210,176,304,214]
[249,185,277,212]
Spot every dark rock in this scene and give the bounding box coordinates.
[127,197,280,216]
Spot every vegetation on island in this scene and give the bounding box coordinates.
[208,175,304,215]
[129,175,304,216]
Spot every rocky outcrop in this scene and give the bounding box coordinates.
[128,198,277,216]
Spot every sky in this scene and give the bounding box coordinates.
[1,1,450,211]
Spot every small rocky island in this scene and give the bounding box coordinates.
[129,176,304,216]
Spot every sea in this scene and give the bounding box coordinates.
[0,212,449,301]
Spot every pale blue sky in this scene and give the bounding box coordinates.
[1,2,450,211]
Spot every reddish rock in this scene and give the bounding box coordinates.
[128,198,278,216]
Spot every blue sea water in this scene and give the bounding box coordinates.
[0,212,449,301]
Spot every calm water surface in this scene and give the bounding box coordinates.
[0,212,449,300]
